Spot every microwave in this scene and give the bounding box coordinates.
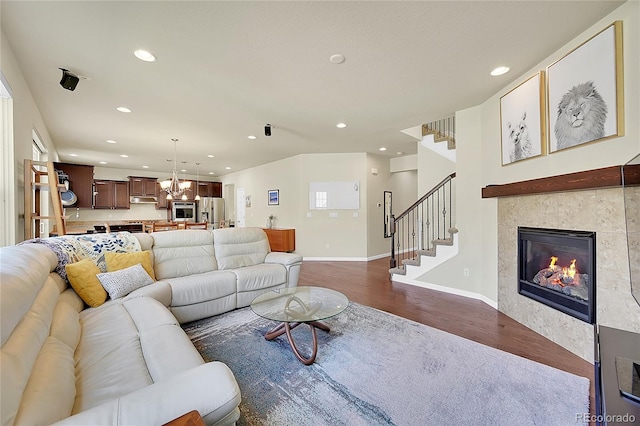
[172,201,197,222]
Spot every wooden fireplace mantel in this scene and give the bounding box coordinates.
[482,164,640,198]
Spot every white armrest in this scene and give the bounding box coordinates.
[265,252,302,266]
[265,252,302,288]
[52,363,240,426]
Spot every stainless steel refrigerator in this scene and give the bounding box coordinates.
[199,197,225,228]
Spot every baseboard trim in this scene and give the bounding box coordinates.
[367,252,391,261]
[393,276,498,309]
[303,256,369,262]
[303,252,391,262]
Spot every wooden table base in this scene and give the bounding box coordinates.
[265,321,330,365]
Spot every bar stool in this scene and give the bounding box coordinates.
[152,222,179,232]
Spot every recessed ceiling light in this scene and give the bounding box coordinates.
[208,172,215,175]
[490,66,510,76]
[180,169,187,173]
[120,154,128,158]
[69,153,78,157]
[106,139,117,144]
[248,135,257,140]
[133,49,156,62]
[396,151,404,155]
[99,161,107,165]
[207,154,215,158]
[330,54,345,64]
[225,167,231,170]
[142,165,149,169]
[336,122,347,128]
[116,106,131,113]
[379,147,387,151]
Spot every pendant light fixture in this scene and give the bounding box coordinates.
[194,162,201,201]
[159,138,191,200]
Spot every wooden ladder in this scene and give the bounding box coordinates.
[24,159,66,239]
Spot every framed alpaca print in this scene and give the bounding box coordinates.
[500,71,546,166]
[547,21,624,153]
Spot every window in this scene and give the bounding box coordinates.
[315,191,327,209]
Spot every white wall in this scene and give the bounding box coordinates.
[2,29,59,243]
[417,107,494,300]
[417,1,639,304]
[417,140,456,196]
[366,153,418,258]
[482,4,639,187]
[221,153,369,258]
[217,151,417,259]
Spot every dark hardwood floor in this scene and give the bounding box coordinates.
[298,257,595,419]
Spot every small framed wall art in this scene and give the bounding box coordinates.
[500,71,546,166]
[547,21,624,153]
[268,189,279,205]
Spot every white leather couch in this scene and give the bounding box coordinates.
[0,227,302,426]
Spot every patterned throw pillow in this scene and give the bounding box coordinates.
[96,263,154,299]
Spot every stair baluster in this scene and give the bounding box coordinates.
[389,173,456,276]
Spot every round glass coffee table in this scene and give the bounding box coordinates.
[250,286,349,365]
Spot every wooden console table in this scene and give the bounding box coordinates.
[262,228,295,252]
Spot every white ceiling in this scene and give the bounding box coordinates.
[1,1,623,177]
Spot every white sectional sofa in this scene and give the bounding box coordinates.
[0,227,302,426]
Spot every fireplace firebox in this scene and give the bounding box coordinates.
[518,227,596,324]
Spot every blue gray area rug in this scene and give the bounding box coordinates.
[183,303,589,425]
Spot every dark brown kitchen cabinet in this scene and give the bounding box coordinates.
[93,180,129,209]
[53,162,94,208]
[194,181,222,198]
[209,182,222,198]
[129,176,157,197]
[195,182,210,198]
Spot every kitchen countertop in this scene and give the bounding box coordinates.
[63,220,161,235]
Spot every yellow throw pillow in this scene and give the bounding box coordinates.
[105,251,156,280]
[65,259,108,308]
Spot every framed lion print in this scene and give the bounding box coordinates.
[547,21,624,153]
[500,71,546,166]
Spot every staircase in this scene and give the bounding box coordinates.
[421,116,456,162]
[389,173,457,278]
[422,116,456,149]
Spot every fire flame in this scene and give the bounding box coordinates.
[565,259,577,278]
[547,257,579,286]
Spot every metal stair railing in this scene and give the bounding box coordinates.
[422,115,456,150]
[390,172,456,273]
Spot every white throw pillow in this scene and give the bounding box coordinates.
[97,263,154,299]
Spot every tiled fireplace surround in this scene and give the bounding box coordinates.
[494,173,640,362]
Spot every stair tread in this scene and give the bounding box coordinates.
[433,238,454,246]
[389,267,406,275]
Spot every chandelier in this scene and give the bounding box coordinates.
[160,138,191,200]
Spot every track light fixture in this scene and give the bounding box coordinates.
[264,124,272,137]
